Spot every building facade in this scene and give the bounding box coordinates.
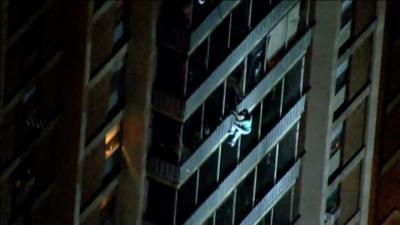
[146,0,312,224]
[0,1,158,225]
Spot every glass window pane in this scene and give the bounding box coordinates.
[216,193,234,225]
[187,41,209,97]
[198,150,219,204]
[282,60,302,114]
[209,18,230,72]
[261,81,282,137]
[277,125,297,179]
[231,1,251,49]
[256,211,272,225]
[226,62,245,112]
[220,142,237,181]
[144,180,175,225]
[177,174,197,224]
[272,190,292,225]
[267,17,287,61]
[246,39,266,94]
[204,85,224,138]
[235,171,255,223]
[256,147,276,203]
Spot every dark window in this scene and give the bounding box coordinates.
[177,174,197,224]
[326,187,340,214]
[226,62,245,112]
[187,41,209,97]
[208,18,230,72]
[198,150,219,204]
[192,0,213,29]
[235,171,255,223]
[182,107,202,161]
[230,1,251,49]
[216,193,234,225]
[272,190,292,225]
[282,60,302,114]
[341,0,353,28]
[219,142,238,181]
[261,81,282,137]
[144,180,175,225]
[255,148,276,203]
[155,46,186,98]
[250,0,271,28]
[203,85,224,138]
[277,125,297,179]
[246,39,266,94]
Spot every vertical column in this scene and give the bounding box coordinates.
[54,2,92,225]
[117,2,160,225]
[359,2,386,225]
[299,1,341,225]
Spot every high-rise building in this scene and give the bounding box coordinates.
[0,1,396,225]
[0,2,158,225]
[146,1,312,224]
[300,1,385,225]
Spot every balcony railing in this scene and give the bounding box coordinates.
[183,96,305,225]
[240,161,301,225]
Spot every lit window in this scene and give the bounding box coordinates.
[105,124,120,159]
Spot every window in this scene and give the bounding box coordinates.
[177,174,197,224]
[226,62,245,112]
[282,59,302,114]
[255,148,276,202]
[192,0,213,29]
[256,211,272,225]
[187,41,209,97]
[266,17,287,61]
[261,81,282,137]
[182,107,202,160]
[203,85,224,138]
[250,0,270,28]
[219,141,238,181]
[198,150,219,204]
[235,171,255,223]
[230,1,251,49]
[272,190,292,225]
[144,180,175,225]
[277,125,297,179]
[326,187,341,214]
[216,193,234,225]
[246,39,266,94]
[208,18,230,72]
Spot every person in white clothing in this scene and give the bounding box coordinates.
[227,109,252,147]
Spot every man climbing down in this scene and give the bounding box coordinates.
[227,109,252,147]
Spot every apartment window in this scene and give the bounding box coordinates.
[250,0,270,28]
[255,148,276,203]
[198,150,219,204]
[230,0,251,49]
[107,63,125,115]
[208,18,230,72]
[266,17,287,61]
[203,85,224,138]
[286,3,301,44]
[235,171,255,223]
[282,60,302,114]
[226,62,245,112]
[246,38,266,94]
[187,40,209,97]
[261,81,282,137]
[219,141,238,181]
[145,180,175,225]
[150,112,181,164]
[215,193,234,225]
[277,125,297,179]
[177,174,197,224]
[182,107,202,159]
[155,46,186,98]
[272,190,292,225]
